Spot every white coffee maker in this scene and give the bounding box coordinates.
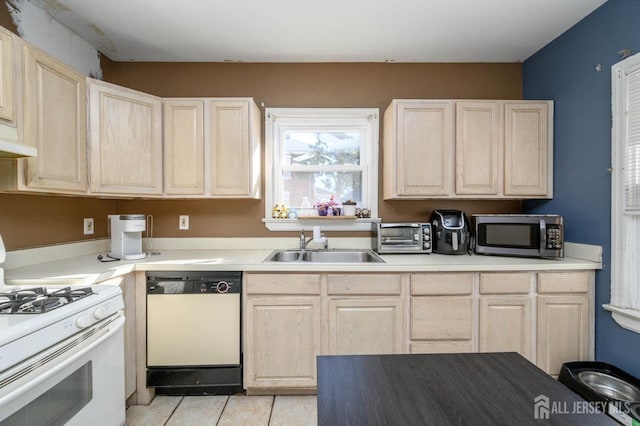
[108,215,146,260]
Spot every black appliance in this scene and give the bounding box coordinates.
[430,209,472,255]
[559,361,640,424]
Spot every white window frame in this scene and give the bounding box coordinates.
[263,108,379,231]
[605,52,640,333]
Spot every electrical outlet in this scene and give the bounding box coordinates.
[179,215,189,230]
[83,218,94,235]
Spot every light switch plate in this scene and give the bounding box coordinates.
[179,215,189,230]
[83,218,94,235]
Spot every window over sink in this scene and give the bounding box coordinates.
[263,108,379,231]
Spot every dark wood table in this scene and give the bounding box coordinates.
[317,352,617,425]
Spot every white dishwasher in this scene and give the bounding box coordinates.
[145,271,242,395]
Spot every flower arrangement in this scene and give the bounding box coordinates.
[314,195,340,216]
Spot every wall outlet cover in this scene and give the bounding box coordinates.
[83,218,94,235]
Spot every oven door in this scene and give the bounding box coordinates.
[0,313,125,426]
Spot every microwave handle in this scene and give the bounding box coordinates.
[380,224,421,229]
[539,218,547,254]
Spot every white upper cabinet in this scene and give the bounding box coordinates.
[88,78,163,196]
[383,100,454,198]
[383,99,553,199]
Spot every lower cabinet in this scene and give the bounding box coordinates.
[119,273,137,400]
[328,298,402,355]
[244,270,594,392]
[478,272,534,361]
[536,272,591,376]
[244,296,321,389]
[409,273,474,353]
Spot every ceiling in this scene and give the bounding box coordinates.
[29,0,607,63]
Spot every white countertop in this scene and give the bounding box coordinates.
[3,243,602,286]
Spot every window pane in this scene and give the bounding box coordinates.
[284,131,361,166]
[282,171,362,206]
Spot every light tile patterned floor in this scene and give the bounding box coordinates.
[125,395,318,426]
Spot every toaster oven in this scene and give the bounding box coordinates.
[372,223,432,254]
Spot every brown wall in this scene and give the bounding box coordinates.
[0,38,524,248]
[113,62,522,239]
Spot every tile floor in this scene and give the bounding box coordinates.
[125,395,318,426]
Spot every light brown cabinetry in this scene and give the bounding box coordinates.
[163,100,205,195]
[0,26,15,124]
[0,41,87,193]
[504,102,550,196]
[409,273,474,353]
[208,99,261,198]
[119,274,137,400]
[537,272,591,376]
[88,78,163,196]
[478,273,533,361]
[163,98,261,198]
[383,99,553,199]
[383,100,453,198]
[244,274,321,391]
[327,274,403,355]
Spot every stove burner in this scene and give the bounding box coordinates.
[0,286,95,314]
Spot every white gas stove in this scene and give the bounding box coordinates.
[0,235,126,426]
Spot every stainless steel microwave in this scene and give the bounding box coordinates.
[372,223,432,254]
[473,214,563,259]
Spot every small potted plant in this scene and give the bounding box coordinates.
[314,195,340,216]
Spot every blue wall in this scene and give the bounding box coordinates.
[523,0,640,378]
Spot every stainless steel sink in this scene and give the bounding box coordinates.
[264,249,385,263]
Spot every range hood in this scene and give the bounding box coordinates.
[0,123,36,158]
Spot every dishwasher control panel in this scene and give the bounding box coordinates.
[146,271,242,294]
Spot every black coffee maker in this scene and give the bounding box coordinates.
[430,209,472,255]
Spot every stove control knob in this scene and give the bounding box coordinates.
[216,281,229,293]
[93,307,109,320]
[76,315,93,329]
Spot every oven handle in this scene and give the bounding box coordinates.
[0,313,125,406]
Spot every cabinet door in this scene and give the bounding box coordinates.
[88,79,162,195]
[245,297,321,389]
[479,296,533,361]
[411,296,473,340]
[22,43,87,192]
[164,100,204,195]
[0,27,14,122]
[385,100,453,198]
[504,102,551,197]
[537,295,589,376]
[455,101,501,195]
[328,298,403,355]
[118,274,137,399]
[208,99,260,197]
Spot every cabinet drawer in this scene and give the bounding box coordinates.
[245,274,321,295]
[480,273,531,294]
[327,274,401,295]
[537,272,590,294]
[411,273,474,295]
[410,341,472,354]
[411,296,473,340]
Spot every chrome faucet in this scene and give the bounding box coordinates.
[300,228,328,250]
